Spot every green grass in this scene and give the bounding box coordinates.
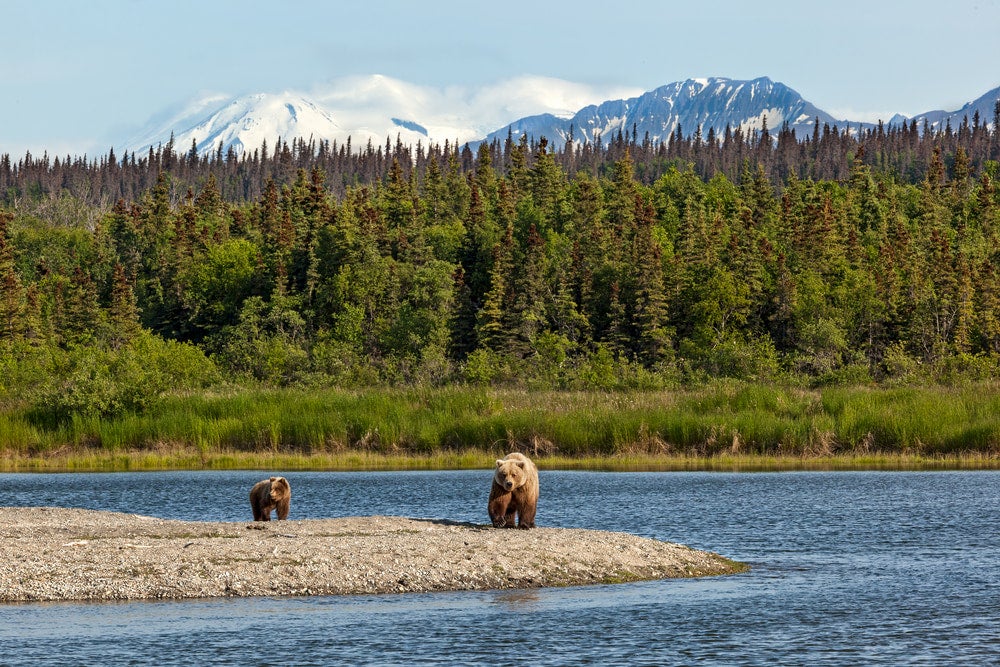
[1,448,995,473]
[1,382,998,471]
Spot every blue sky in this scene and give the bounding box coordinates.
[3,0,999,158]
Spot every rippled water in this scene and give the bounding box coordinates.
[1,470,998,665]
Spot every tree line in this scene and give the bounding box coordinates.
[4,102,1000,208]
[0,112,999,419]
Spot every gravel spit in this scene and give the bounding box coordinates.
[0,507,747,602]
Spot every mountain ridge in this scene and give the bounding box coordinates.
[482,77,843,148]
[127,76,1000,158]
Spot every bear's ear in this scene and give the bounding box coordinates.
[516,461,525,469]
[269,476,277,481]
[496,459,504,467]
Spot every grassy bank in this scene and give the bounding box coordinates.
[2,447,996,473]
[1,382,999,471]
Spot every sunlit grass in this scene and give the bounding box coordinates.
[1,447,996,473]
[1,382,998,471]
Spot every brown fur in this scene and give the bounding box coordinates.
[249,476,291,521]
[488,452,539,529]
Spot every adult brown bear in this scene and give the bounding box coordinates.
[249,476,291,521]
[488,452,539,529]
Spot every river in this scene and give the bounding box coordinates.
[0,470,997,665]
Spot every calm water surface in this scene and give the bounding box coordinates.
[0,470,997,666]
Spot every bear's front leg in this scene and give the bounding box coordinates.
[488,493,510,528]
[490,505,509,527]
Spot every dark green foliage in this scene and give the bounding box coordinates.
[209,294,309,385]
[1,118,1000,423]
[180,238,263,341]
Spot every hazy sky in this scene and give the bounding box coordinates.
[3,0,999,158]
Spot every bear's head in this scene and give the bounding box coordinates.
[269,476,290,501]
[494,458,529,491]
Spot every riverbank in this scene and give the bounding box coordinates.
[0,507,746,603]
[1,446,997,473]
[4,384,1000,464]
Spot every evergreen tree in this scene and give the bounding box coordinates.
[527,137,564,230]
[631,195,672,365]
[448,266,478,359]
[603,280,629,359]
[476,243,510,353]
[604,150,638,266]
[108,262,141,349]
[567,171,605,326]
[0,212,22,341]
[22,282,46,346]
[63,267,101,346]
[511,224,548,356]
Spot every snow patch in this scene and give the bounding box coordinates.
[738,107,785,134]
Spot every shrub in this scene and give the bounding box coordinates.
[462,349,514,385]
[29,332,218,422]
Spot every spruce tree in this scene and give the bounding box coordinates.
[631,196,671,366]
[511,223,548,356]
[476,243,510,353]
[448,266,478,360]
[108,262,141,349]
[0,211,22,341]
[63,267,100,346]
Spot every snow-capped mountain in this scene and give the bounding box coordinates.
[127,75,1000,158]
[484,77,843,148]
[126,75,642,157]
[127,90,429,158]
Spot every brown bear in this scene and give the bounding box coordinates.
[249,476,291,521]
[488,452,539,529]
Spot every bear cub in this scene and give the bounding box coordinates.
[488,452,539,529]
[249,476,291,521]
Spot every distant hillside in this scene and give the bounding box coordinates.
[909,85,1000,132]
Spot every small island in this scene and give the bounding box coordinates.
[0,507,747,603]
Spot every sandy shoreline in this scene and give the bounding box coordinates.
[0,507,747,603]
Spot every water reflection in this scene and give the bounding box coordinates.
[490,589,541,609]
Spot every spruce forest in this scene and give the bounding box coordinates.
[2,112,1000,429]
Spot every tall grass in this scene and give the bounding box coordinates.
[0,382,998,470]
[822,385,1000,453]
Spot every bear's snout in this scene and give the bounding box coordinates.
[504,480,513,490]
